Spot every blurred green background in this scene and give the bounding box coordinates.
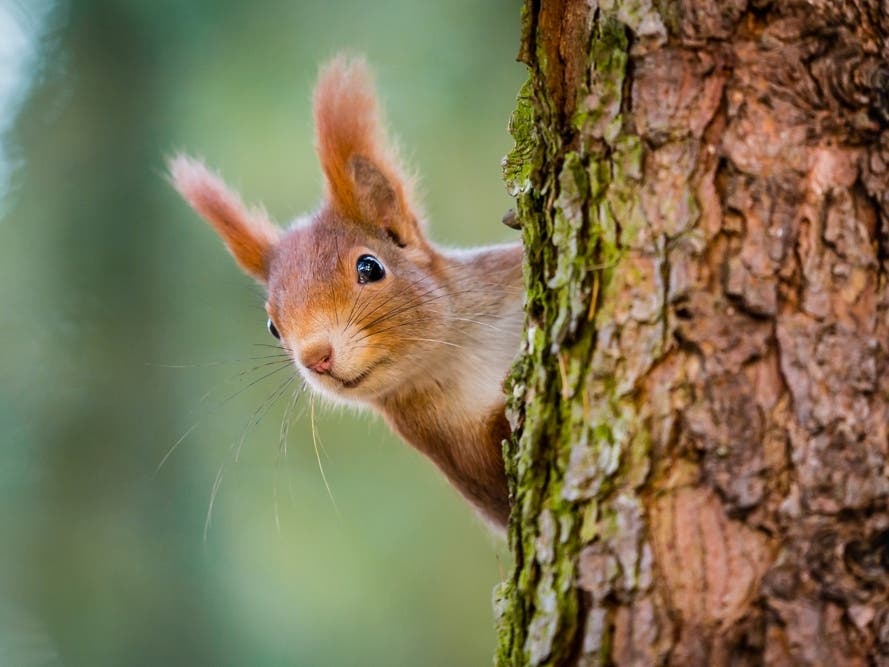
[0,1,524,665]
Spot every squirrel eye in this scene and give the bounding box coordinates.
[267,318,281,339]
[356,254,385,284]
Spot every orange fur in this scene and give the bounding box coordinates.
[313,57,416,227]
[169,57,525,530]
[169,154,280,280]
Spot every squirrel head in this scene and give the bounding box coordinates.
[169,57,453,402]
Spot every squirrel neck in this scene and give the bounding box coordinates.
[374,241,523,527]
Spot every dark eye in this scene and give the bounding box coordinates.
[356,254,385,284]
[267,318,281,339]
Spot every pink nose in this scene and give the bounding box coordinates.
[301,344,333,374]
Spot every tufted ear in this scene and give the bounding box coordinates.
[313,56,424,248]
[168,154,280,282]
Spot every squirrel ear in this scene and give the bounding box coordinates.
[348,155,414,247]
[168,154,280,282]
[313,56,423,247]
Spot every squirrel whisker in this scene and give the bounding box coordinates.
[310,393,339,513]
[274,384,306,533]
[234,374,297,464]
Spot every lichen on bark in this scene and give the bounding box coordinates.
[498,8,646,665]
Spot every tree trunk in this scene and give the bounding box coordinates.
[495,1,889,665]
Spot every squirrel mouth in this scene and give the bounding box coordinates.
[334,358,388,389]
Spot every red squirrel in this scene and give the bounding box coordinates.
[169,57,523,527]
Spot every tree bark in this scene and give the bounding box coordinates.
[495,2,889,665]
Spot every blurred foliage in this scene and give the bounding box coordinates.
[0,0,524,665]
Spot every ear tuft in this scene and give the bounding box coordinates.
[313,56,421,242]
[168,154,279,282]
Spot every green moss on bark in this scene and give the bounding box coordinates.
[496,10,647,667]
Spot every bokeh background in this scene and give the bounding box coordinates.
[0,1,525,665]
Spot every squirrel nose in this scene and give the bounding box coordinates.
[301,343,333,374]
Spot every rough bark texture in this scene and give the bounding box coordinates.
[496,1,889,665]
